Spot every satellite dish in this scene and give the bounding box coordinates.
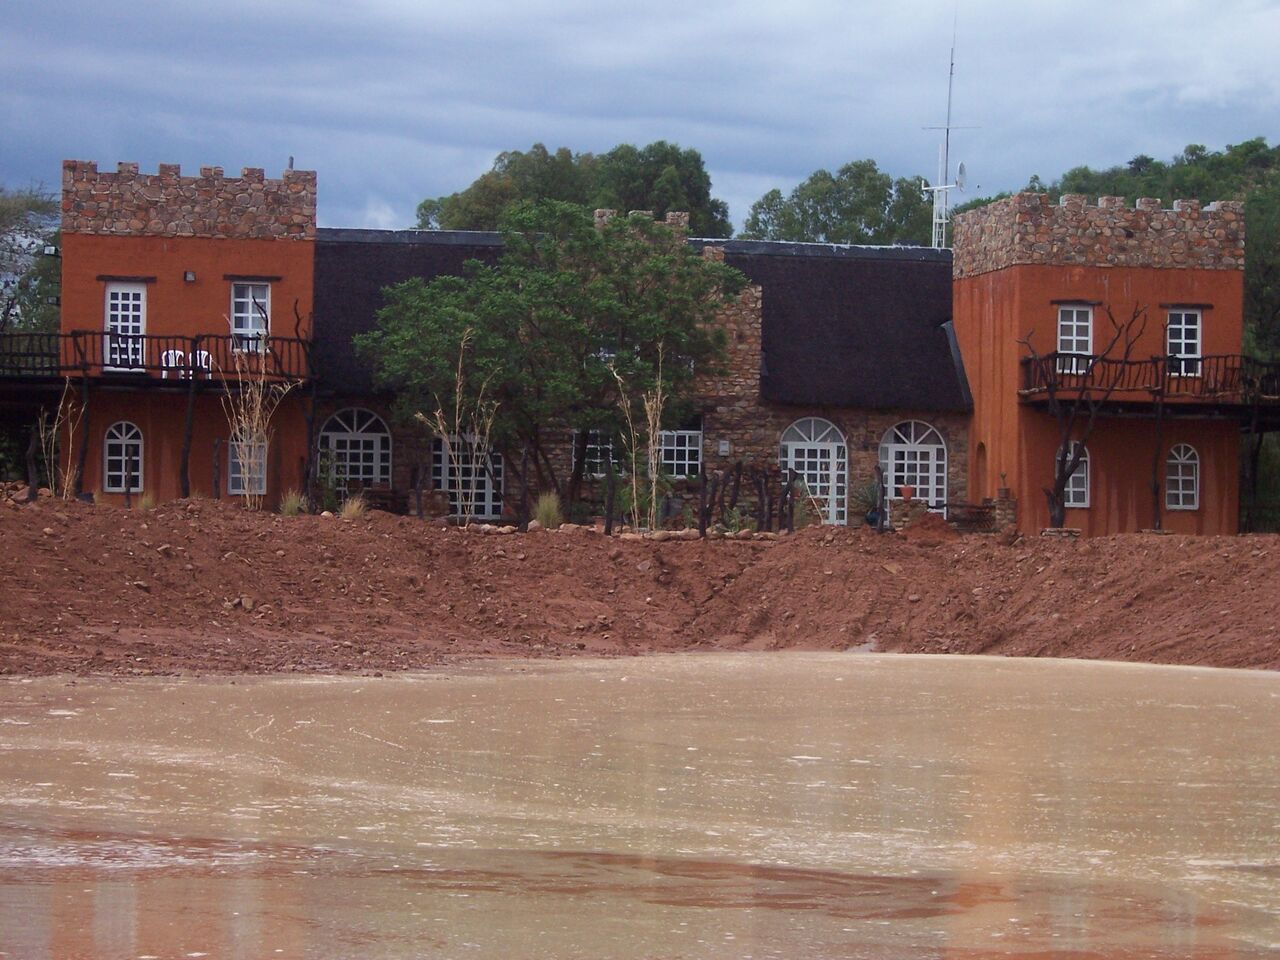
[956,162,967,191]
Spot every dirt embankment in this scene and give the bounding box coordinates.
[0,498,1276,675]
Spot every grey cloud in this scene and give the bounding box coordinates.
[4,0,1278,230]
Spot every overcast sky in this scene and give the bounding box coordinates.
[4,1,1279,232]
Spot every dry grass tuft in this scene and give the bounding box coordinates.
[339,494,368,520]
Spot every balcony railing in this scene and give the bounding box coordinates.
[0,330,312,383]
[1021,353,1280,405]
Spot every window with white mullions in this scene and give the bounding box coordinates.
[1167,310,1202,377]
[1166,444,1199,510]
[779,418,847,524]
[228,434,268,495]
[573,430,627,478]
[104,282,146,369]
[659,419,702,478]
[1057,306,1093,375]
[319,408,392,489]
[879,420,948,518]
[432,436,504,519]
[231,282,270,351]
[103,421,143,493]
[1058,443,1089,509]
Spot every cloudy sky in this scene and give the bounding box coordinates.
[4,1,1279,232]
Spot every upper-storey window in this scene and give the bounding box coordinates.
[231,282,270,351]
[104,282,146,370]
[1057,306,1092,375]
[1167,309,1202,377]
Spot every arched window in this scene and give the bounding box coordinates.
[103,421,143,493]
[779,418,847,524]
[879,421,947,511]
[319,408,392,489]
[1166,444,1199,511]
[1058,443,1089,509]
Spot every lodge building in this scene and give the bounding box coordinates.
[1,159,1276,536]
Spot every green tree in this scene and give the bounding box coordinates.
[416,141,733,238]
[360,201,745,511]
[1,185,59,332]
[740,159,930,245]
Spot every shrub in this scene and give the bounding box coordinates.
[137,492,157,512]
[339,494,368,520]
[533,491,563,529]
[279,488,308,516]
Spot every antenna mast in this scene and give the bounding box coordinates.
[923,9,969,248]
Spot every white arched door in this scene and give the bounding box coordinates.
[879,420,947,515]
[779,418,847,524]
[319,408,392,489]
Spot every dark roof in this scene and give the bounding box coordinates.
[696,240,969,412]
[313,229,970,412]
[313,228,502,393]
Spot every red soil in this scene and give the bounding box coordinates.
[0,497,1276,675]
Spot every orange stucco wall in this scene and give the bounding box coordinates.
[954,263,1245,535]
[59,231,314,506]
[81,392,310,506]
[60,233,314,340]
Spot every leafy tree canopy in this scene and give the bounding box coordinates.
[360,201,746,505]
[955,138,1280,358]
[738,159,931,245]
[1,185,59,332]
[417,141,733,238]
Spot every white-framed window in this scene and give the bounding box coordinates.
[103,421,143,493]
[104,282,146,370]
[1058,443,1090,509]
[1057,305,1093,375]
[1166,444,1199,511]
[781,417,848,524]
[319,408,392,489]
[1167,310,1202,377]
[659,421,703,478]
[231,282,270,351]
[228,433,268,496]
[879,420,948,516]
[432,436,504,519]
[573,430,626,478]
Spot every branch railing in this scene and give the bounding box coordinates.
[0,330,312,382]
[1021,353,1280,403]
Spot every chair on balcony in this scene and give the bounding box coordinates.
[160,349,187,379]
[191,349,212,378]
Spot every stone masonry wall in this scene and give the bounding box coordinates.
[62,160,316,240]
[952,192,1244,278]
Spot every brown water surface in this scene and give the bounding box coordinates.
[0,653,1277,958]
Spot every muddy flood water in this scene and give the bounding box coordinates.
[0,653,1276,959]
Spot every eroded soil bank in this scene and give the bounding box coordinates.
[0,498,1276,674]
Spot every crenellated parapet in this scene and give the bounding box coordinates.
[952,192,1244,278]
[61,160,316,240]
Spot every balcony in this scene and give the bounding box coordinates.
[1020,353,1280,412]
[0,330,312,385]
